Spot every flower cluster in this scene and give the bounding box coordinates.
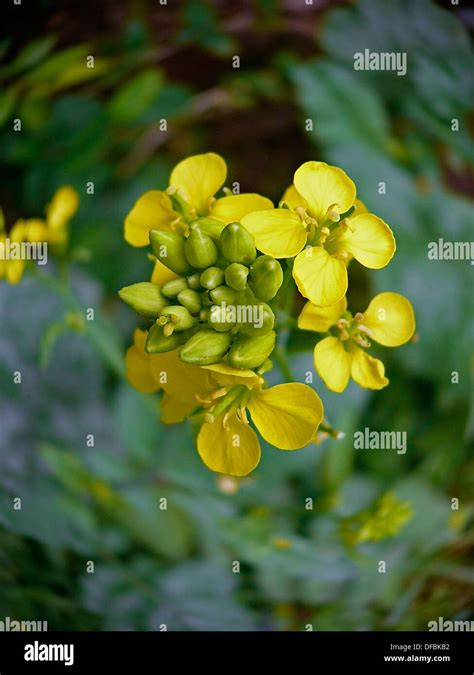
[121,153,415,476]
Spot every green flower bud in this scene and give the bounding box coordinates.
[146,324,196,354]
[187,273,202,290]
[237,302,275,336]
[220,222,257,265]
[200,308,210,322]
[190,217,226,243]
[201,290,213,307]
[180,329,232,365]
[248,255,283,301]
[150,230,193,276]
[184,230,219,269]
[226,331,276,369]
[161,277,188,298]
[177,288,202,314]
[200,266,225,290]
[159,305,195,332]
[225,263,249,291]
[118,282,167,319]
[208,303,236,332]
[210,285,236,305]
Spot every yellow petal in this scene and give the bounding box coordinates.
[293,246,348,307]
[5,260,26,285]
[240,209,306,258]
[333,213,396,269]
[202,362,261,388]
[353,198,368,215]
[210,193,273,223]
[160,392,198,424]
[124,190,177,247]
[150,258,178,285]
[349,345,388,389]
[197,415,261,476]
[248,383,324,449]
[314,336,352,393]
[149,348,214,399]
[46,186,79,230]
[363,292,415,347]
[293,161,356,222]
[125,329,160,394]
[170,152,227,216]
[281,185,306,210]
[298,297,347,332]
[23,219,49,242]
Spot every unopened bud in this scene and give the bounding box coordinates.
[187,273,202,290]
[146,323,196,354]
[227,331,276,369]
[159,305,194,331]
[184,230,218,269]
[200,266,225,290]
[118,282,167,319]
[238,302,274,336]
[225,262,249,291]
[180,329,232,365]
[161,277,188,297]
[220,222,256,265]
[150,230,192,276]
[210,285,236,305]
[248,255,283,301]
[177,288,202,314]
[190,217,226,243]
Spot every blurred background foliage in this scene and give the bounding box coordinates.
[0,0,473,630]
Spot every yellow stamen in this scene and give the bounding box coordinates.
[204,412,215,424]
[210,387,229,400]
[357,324,373,337]
[340,328,350,341]
[222,411,231,431]
[327,204,340,222]
[163,322,174,337]
[237,407,249,425]
[195,393,213,406]
[157,315,168,326]
[355,334,371,348]
[354,312,364,323]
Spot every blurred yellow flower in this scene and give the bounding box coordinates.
[125,328,324,476]
[341,492,413,546]
[124,152,272,247]
[298,292,415,392]
[241,161,395,306]
[0,186,79,285]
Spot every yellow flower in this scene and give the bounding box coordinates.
[0,186,78,285]
[241,161,395,306]
[298,292,415,392]
[125,329,324,476]
[341,492,413,546]
[124,152,273,247]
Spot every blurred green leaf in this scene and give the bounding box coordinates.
[108,69,163,123]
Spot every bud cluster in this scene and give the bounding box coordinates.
[119,219,283,370]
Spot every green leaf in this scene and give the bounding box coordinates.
[108,69,163,123]
[0,36,56,79]
[289,60,390,150]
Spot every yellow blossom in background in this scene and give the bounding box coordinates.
[124,152,273,248]
[340,492,413,546]
[298,292,415,392]
[0,186,79,285]
[241,161,395,306]
[125,328,324,476]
